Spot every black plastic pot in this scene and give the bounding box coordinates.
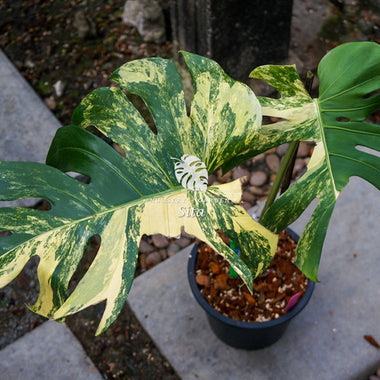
[187,230,315,350]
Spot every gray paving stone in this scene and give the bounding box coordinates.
[0,50,60,163]
[128,177,380,380]
[0,50,61,207]
[0,321,102,380]
[0,50,102,379]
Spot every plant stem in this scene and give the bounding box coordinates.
[280,140,300,195]
[259,141,299,222]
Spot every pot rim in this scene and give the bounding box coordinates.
[187,229,315,329]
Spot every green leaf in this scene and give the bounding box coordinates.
[0,53,276,333]
[258,42,380,280]
[222,64,318,172]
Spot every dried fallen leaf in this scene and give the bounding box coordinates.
[195,274,210,287]
[364,335,380,349]
[243,292,256,305]
[209,261,221,274]
[215,273,229,290]
[30,320,39,330]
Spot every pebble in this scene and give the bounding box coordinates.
[249,185,265,196]
[145,251,162,267]
[167,242,180,256]
[266,154,281,173]
[249,171,268,187]
[242,191,256,204]
[242,201,252,210]
[44,96,56,110]
[139,253,147,269]
[73,10,97,40]
[244,159,252,168]
[139,239,154,254]
[151,234,169,249]
[252,153,265,163]
[293,158,306,174]
[276,143,289,157]
[176,237,192,248]
[167,250,177,257]
[208,174,218,186]
[218,170,232,183]
[25,59,35,68]
[297,141,311,157]
[158,249,168,260]
[53,80,65,97]
[232,166,251,181]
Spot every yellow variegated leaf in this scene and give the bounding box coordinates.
[1,52,274,333]
[48,180,276,334]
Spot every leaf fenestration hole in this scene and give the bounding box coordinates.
[15,255,41,306]
[85,125,127,158]
[336,117,350,122]
[112,142,126,157]
[0,198,51,209]
[364,109,380,124]
[65,172,91,184]
[68,234,101,296]
[86,125,113,144]
[248,78,281,99]
[0,230,12,238]
[356,145,380,158]
[126,92,158,135]
[33,199,52,210]
[262,116,287,125]
[362,89,380,99]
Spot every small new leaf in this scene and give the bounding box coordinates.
[173,154,208,192]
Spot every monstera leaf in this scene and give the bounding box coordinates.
[0,52,277,334]
[253,42,380,281]
[223,64,318,172]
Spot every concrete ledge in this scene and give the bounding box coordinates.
[128,177,380,379]
[0,321,102,380]
[0,50,102,380]
[0,50,61,207]
[0,50,61,164]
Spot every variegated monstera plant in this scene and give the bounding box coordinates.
[1,42,379,334]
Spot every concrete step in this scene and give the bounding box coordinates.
[0,321,102,380]
[128,178,380,379]
[0,49,102,379]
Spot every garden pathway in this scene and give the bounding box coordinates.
[0,50,102,379]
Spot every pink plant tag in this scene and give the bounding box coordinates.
[286,292,302,311]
